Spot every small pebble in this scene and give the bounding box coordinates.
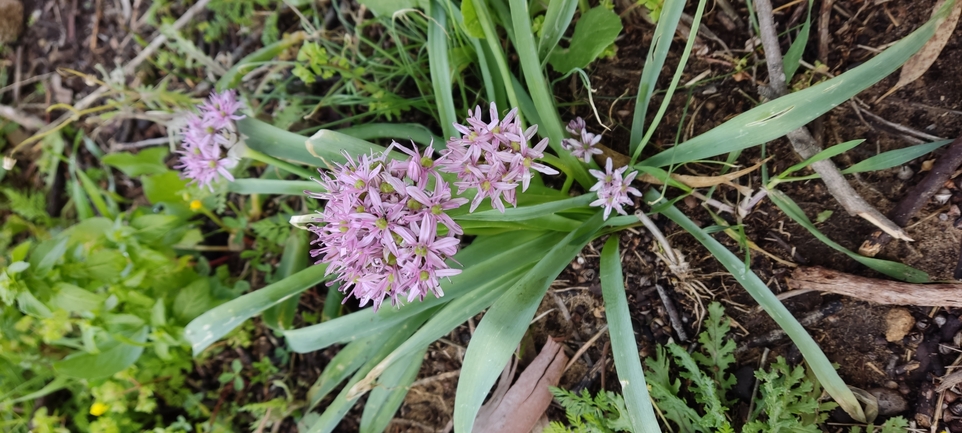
[869,388,909,415]
[897,166,914,180]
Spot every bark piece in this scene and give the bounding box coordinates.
[789,266,962,307]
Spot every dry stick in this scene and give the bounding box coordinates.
[734,300,843,355]
[859,133,962,257]
[753,0,911,242]
[788,266,962,307]
[655,284,688,342]
[6,0,213,158]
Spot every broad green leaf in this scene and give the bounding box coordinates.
[768,189,929,282]
[600,236,662,433]
[359,346,427,433]
[185,264,329,355]
[652,189,866,421]
[81,250,127,282]
[454,212,605,432]
[282,231,563,353]
[142,171,190,218]
[262,229,309,330]
[174,279,214,323]
[28,237,68,277]
[63,217,112,244]
[461,0,487,38]
[16,291,52,318]
[55,327,148,379]
[50,283,105,312]
[538,0,579,60]
[548,7,622,73]
[102,147,170,177]
[131,214,183,243]
[631,0,686,151]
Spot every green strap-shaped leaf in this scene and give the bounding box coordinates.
[306,334,381,410]
[305,310,432,433]
[640,8,947,168]
[768,189,928,282]
[349,266,530,398]
[783,0,813,82]
[454,212,605,432]
[428,0,459,141]
[282,231,564,353]
[262,228,310,330]
[537,0,579,60]
[630,0,686,152]
[185,264,329,356]
[600,236,662,433]
[227,179,320,196]
[650,189,867,422]
[359,346,428,433]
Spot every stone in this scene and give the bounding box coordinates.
[885,308,915,343]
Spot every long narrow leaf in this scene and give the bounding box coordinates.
[783,0,813,82]
[261,228,309,330]
[600,236,662,433]
[650,189,867,422]
[359,346,428,433]
[185,264,328,355]
[454,212,605,432]
[507,0,592,188]
[537,0,579,61]
[630,0,686,153]
[306,310,432,433]
[768,189,928,282]
[227,179,319,195]
[338,123,442,147]
[428,0,459,141]
[282,231,563,352]
[306,334,380,410]
[640,11,946,168]
[349,266,530,397]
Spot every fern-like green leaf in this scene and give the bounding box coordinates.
[691,302,737,396]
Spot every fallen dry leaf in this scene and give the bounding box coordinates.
[879,0,962,101]
[473,338,568,433]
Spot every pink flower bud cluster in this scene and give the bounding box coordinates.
[307,143,468,311]
[590,158,643,220]
[562,117,603,163]
[175,91,246,191]
[438,102,559,212]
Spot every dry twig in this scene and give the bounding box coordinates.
[789,266,962,307]
[753,0,910,241]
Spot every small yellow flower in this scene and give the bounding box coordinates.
[189,200,203,211]
[89,402,109,417]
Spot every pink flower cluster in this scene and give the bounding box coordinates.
[590,158,642,220]
[307,143,468,311]
[562,117,603,163]
[175,91,246,191]
[438,103,559,212]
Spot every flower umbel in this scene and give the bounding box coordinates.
[175,91,246,191]
[308,142,467,311]
[562,117,603,163]
[439,102,558,212]
[589,157,642,220]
